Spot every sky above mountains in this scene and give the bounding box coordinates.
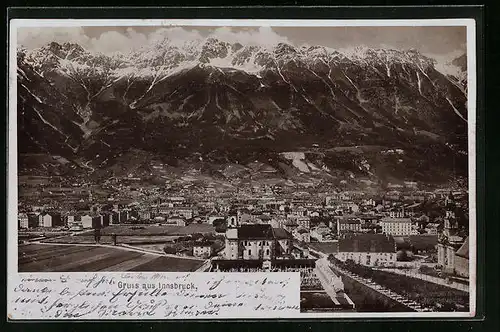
[17,25,467,62]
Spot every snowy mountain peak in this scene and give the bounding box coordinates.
[24,38,449,82]
[17,37,469,184]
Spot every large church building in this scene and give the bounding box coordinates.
[224,213,292,260]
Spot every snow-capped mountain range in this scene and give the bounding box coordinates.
[16,39,469,184]
[23,38,466,90]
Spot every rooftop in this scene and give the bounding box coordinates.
[239,224,274,240]
[338,219,362,224]
[455,236,469,259]
[339,234,396,253]
[394,235,438,250]
[272,227,293,240]
[380,217,412,223]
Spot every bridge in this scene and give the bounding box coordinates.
[314,257,355,309]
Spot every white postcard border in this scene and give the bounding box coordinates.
[8,18,478,319]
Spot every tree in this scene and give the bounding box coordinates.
[164,246,177,255]
[213,218,227,233]
[101,204,113,211]
[192,233,204,241]
[396,250,413,262]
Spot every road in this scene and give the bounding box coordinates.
[294,245,355,308]
[314,257,355,308]
[30,241,206,261]
[299,245,429,312]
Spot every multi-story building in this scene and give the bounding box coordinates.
[389,210,405,218]
[81,214,102,229]
[138,210,152,220]
[174,208,193,220]
[437,204,468,277]
[293,227,311,243]
[336,233,397,267]
[166,216,186,226]
[158,207,193,220]
[286,214,310,228]
[18,213,29,229]
[272,228,293,256]
[28,214,40,228]
[193,243,213,259]
[110,211,119,224]
[100,212,112,227]
[425,222,440,235]
[310,226,334,242]
[66,214,82,228]
[39,212,63,228]
[454,237,469,278]
[379,217,412,236]
[118,210,128,223]
[336,218,362,234]
[325,193,351,206]
[437,237,465,275]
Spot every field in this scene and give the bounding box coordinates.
[41,235,180,245]
[82,223,215,236]
[94,224,182,236]
[18,244,204,272]
[133,243,166,252]
[38,223,217,246]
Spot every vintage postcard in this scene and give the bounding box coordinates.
[8,18,477,319]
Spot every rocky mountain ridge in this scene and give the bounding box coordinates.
[17,39,469,186]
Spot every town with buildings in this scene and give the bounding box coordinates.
[18,175,470,313]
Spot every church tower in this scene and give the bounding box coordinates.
[445,191,455,209]
[443,192,457,238]
[224,211,239,259]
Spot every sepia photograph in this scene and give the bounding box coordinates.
[11,19,476,316]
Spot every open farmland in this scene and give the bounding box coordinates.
[95,224,183,236]
[18,244,204,272]
[39,224,217,246]
[170,223,215,235]
[41,235,182,245]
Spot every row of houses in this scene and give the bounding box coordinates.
[18,210,129,230]
[335,216,418,236]
[18,212,64,228]
[19,209,191,230]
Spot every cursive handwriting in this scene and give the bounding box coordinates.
[10,272,300,319]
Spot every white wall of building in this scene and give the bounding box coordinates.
[81,215,93,229]
[225,239,239,259]
[242,240,273,260]
[336,251,396,266]
[42,214,52,228]
[380,221,412,235]
[193,246,212,258]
